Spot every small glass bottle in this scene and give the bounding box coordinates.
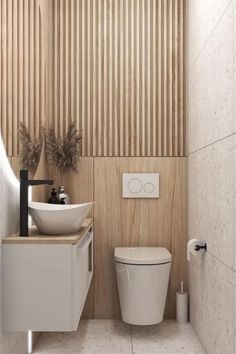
[48,188,60,204]
[58,186,70,204]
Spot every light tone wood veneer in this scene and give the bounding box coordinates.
[0,0,185,157]
[3,218,93,245]
[93,157,187,319]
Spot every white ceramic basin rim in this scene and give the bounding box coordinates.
[29,201,94,235]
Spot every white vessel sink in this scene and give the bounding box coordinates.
[29,201,94,235]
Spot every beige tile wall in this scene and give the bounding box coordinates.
[187,0,236,353]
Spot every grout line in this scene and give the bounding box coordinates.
[206,249,235,273]
[130,325,134,354]
[188,132,236,156]
[187,0,234,71]
[190,323,207,354]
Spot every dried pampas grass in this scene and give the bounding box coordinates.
[18,122,42,170]
[46,122,82,172]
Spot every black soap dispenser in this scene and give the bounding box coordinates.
[48,188,60,204]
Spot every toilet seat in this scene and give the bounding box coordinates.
[114,247,172,265]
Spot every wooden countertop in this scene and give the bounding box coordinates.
[2,218,93,245]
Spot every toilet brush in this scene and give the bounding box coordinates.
[176,281,188,323]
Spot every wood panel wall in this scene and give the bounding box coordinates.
[47,157,187,319]
[0,0,50,156]
[0,0,185,158]
[3,1,186,320]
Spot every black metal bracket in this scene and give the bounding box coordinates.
[194,243,207,252]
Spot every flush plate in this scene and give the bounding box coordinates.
[122,173,159,198]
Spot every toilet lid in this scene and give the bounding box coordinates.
[114,247,172,265]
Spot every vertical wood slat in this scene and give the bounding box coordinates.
[179,0,184,156]
[108,0,113,157]
[97,0,102,156]
[0,0,44,156]
[174,0,179,156]
[35,0,40,138]
[7,0,12,156]
[146,0,151,157]
[92,0,96,156]
[130,0,135,157]
[0,0,185,158]
[29,0,34,137]
[157,0,162,156]
[119,0,124,157]
[1,0,7,152]
[152,0,156,156]
[12,0,18,154]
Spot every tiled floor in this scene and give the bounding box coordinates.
[34,320,205,354]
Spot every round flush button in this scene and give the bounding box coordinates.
[144,182,154,193]
[128,178,143,194]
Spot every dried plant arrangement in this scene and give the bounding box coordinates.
[18,121,42,170]
[46,122,82,172]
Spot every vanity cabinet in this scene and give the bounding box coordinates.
[2,219,93,332]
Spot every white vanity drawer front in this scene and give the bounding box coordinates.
[72,230,93,329]
[2,222,94,332]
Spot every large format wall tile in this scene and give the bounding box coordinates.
[205,0,233,39]
[205,137,234,268]
[189,253,234,354]
[188,1,236,353]
[187,0,206,68]
[234,1,236,132]
[189,137,234,268]
[187,0,232,69]
[187,55,207,153]
[205,2,234,146]
[188,150,208,242]
[188,0,235,154]
[233,135,236,271]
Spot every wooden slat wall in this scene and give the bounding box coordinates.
[0,0,185,157]
[0,0,48,156]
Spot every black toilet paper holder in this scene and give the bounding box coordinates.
[194,243,207,252]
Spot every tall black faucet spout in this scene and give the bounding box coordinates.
[28,180,54,186]
[20,170,54,236]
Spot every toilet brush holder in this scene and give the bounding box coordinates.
[176,281,188,323]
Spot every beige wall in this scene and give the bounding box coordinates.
[187,0,236,353]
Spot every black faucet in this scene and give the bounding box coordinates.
[20,169,54,236]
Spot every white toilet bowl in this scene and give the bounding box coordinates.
[115,247,172,325]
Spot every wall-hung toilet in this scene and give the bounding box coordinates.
[115,247,172,325]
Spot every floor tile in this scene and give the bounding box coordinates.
[34,319,205,354]
[34,320,132,354]
[131,320,205,354]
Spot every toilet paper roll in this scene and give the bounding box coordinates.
[187,239,206,262]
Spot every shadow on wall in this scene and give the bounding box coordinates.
[0,133,27,354]
[0,134,19,238]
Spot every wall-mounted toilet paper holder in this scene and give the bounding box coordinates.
[194,243,207,252]
[187,239,207,262]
